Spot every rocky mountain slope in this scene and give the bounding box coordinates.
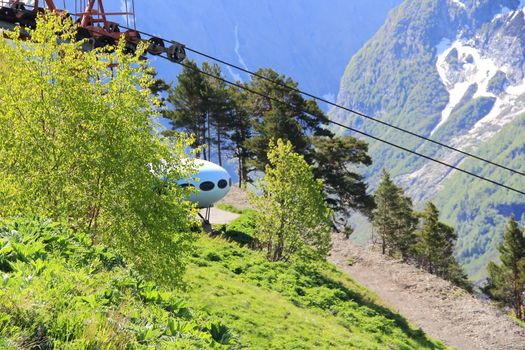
[330,0,525,279]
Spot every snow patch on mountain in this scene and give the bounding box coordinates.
[436,38,452,56]
[400,8,525,202]
[461,79,525,146]
[431,41,499,135]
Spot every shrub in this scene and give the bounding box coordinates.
[250,139,332,261]
[0,15,197,284]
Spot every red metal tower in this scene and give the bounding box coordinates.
[0,0,185,62]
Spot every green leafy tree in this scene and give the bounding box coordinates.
[226,85,253,187]
[372,170,416,258]
[245,68,330,178]
[415,203,470,289]
[485,217,525,319]
[310,136,375,235]
[250,139,332,261]
[201,62,235,166]
[0,15,196,284]
[165,59,209,159]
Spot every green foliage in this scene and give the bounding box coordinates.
[434,111,525,280]
[165,61,236,165]
[311,136,375,232]
[185,226,447,349]
[370,173,470,289]
[222,209,257,247]
[0,217,232,349]
[215,203,246,215]
[372,170,417,259]
[244,68,331,174]
[165,59,209,156]
[433,97,496,142]
[0,15,197,284]
[487,70,509,95]
[415,203,471,290]
[484,217,525,319]
[330,0,449,181]
[250,139,332,261]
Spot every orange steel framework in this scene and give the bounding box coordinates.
[0,0,185,62]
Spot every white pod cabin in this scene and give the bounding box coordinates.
[178,159,232,209]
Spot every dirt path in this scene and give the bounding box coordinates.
[200,207,240,225]
[329,234,525,350]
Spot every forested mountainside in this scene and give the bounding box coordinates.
[330,0,525,280]
[116,0,401,110]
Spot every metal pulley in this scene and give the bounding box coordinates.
[167,42,186,63]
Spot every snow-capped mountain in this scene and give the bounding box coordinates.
[399,4,525,201]
[331,0,525,279]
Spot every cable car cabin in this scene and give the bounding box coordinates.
[179,159,232,209]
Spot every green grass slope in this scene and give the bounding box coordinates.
[0,217,227,349]
[183,213,447,349]
[0,214,447,349]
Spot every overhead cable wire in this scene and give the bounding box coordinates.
[183,46,525,179]
[160,56,525,197]
[116,24,525,179]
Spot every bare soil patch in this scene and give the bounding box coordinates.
[329,234,525,350]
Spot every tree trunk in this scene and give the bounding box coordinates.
[217,125,222,166]
[513,276,523,319]
[381,227,386,255]
[241,155,248,186]
[238,155,242,188]
[207,114,211,161]
[202,129,207,160]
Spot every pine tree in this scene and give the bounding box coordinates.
[244,68,329,178]
[201,62,234,165]
[372,170,415,257]
[227,85,253,187]
[394,195,418,261]
[310,136,375,234]
[165,60,209,159]
[485,217,525,319]
[414,203,470,288]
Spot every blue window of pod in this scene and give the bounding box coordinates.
[179,183,195,188]
[218,179,228,189]
[200,181,215,191]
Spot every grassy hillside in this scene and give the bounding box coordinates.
[0,217,224,349]
[0,214,447,349]
[184,212,447,349]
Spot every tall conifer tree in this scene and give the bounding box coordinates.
[165,60,209,159]
[372,170,415,257]
[486,217,525,319]
[415,203,470,289]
